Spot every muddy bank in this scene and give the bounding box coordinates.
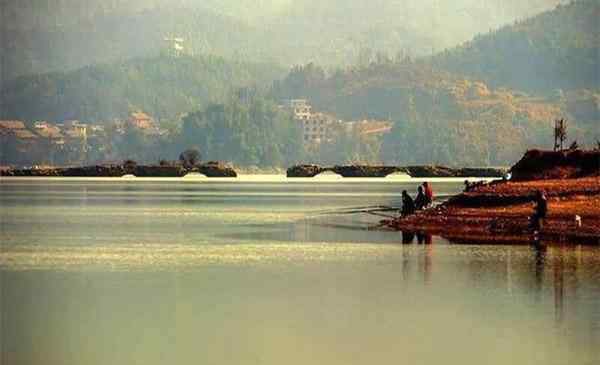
[383,177,600,244]
[382,149,600,243]
[510,149,599,181]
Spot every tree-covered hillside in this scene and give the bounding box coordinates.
[180,98,304,168]
[0,55,285,123]
[2,0,597,168]
[0,4,276,83]
[432,0,599,92]
[272,60,598,166]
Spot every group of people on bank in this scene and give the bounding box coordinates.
[398,181,552,238]
[401,182,434,217]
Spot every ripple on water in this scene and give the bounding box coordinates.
[0,242,407,272]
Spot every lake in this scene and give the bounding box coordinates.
[1,176,599,365]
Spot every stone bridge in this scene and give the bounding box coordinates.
[286,164,505,178]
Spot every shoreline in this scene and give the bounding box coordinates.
[1,163,505,180]
[0,163,238,178]
[382,177,600,245]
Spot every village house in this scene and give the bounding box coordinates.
[1,120,24,134]
[302,112,338,144]
[0,120,38,143]
[88,124,105,135]
[86,124,109,157]
[128,111,161,135]
[0,120,39,165]
[33,121,64,146]
[32,121,69,165]
[55,121,89,164]
[129,112,155,129]
[288,99,312,121]
[62,120,88,139]
[283,99,393,148]
[285,99,336,145]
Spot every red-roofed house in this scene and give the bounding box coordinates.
[129,112,155,129]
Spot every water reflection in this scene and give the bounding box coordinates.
[400,231,434,285]
[530,243,588,328]
[1,178,599,364]
[2,242,598,364]
[553,247,565,325]
[533,244,547,302]
[424,240,433,285]
[401,231,415,244]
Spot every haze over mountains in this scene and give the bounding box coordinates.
[1,0,566,80]
[433,0,599,92]
[1,0,597,167]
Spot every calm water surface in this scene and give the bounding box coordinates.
[1,176,599,365]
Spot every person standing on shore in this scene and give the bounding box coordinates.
[530,190,548,232]
[423,182,434,207]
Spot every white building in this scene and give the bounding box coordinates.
[164,37,185,57]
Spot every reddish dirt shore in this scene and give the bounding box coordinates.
[383,177,600,244]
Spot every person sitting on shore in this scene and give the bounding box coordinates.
[401,190,416,217]
[464,180,471,192]
[423,182,434,207]
[415,186,427,210]
[530,190,548,232]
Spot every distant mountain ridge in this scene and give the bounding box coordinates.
[431,0,599,92]
[1,0,565,82]
[1,55,285,123]
[1,5,271,83]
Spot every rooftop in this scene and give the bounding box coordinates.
[35,125,63,139]
[0,120,26,130]
[12,129,38,139]
[130,112,152,120]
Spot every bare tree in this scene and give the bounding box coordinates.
[179,149,202,168]
[554,119,567,151]
[123,159,137,173]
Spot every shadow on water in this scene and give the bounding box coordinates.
[529,243,581,328]
[400,231,433,245]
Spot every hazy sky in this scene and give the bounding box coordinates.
[0,0,570,75]
[3,0,566,28]
[1,1,566,49]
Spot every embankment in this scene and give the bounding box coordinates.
[383,149,600,244]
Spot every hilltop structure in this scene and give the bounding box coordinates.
[163,37,186,57]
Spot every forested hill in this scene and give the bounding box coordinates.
[1,0,564,82]
[0,5,274,83]
[431,0,599,92]
[272,60,598,166]
[0,55,285,123]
